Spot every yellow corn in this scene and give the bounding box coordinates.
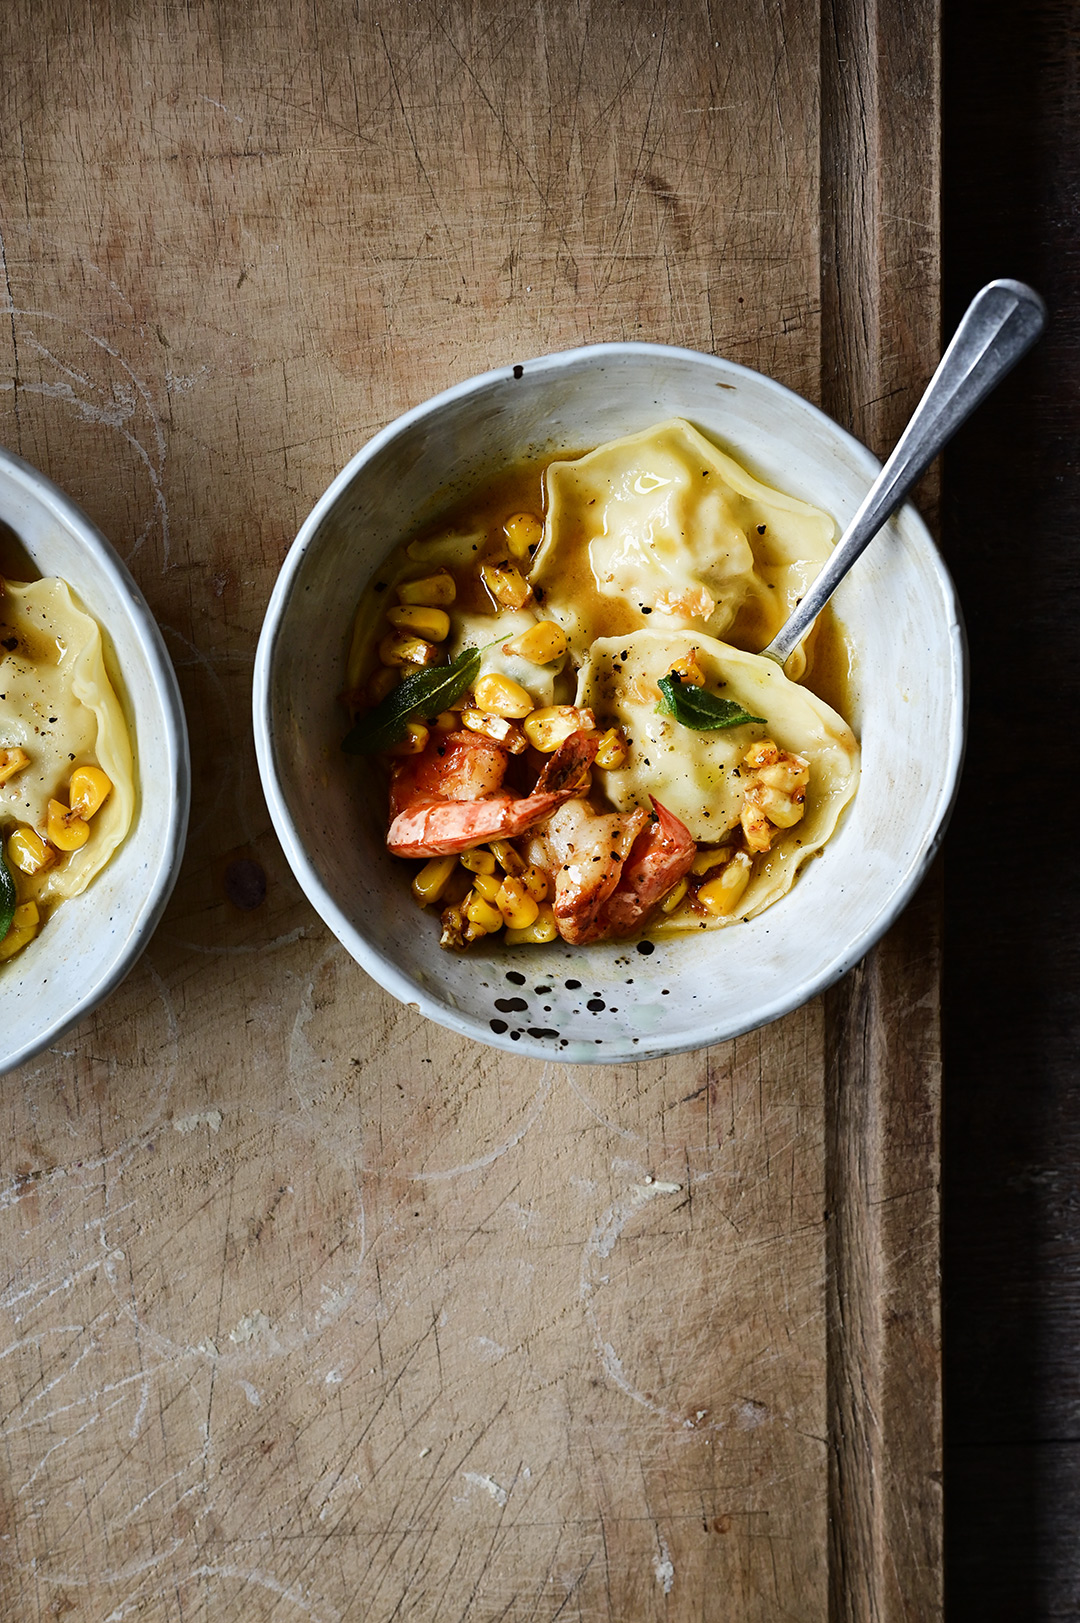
[464,891,503,933]
[699,853,752,916]
[386,721,430,756]
[502,512,543,560]
[470,870,502,904]
[378,632,441,668]
[412,855,457,905]
[7,826,55,875]
[47,798,89,851]
[521,863,550,901]
[691,846,733,877]
[490,839,525,876]
[68,766,112,820]
[522,704,594,752]
[743,739,780,769]
[496,876,539,930]
[660,877,689,913]
[386,604,451,641]
[0,901,39,961]
[460,708,528,752]
[432,710,459,732]
[757,785,806,829]
[397,569,457,607]
[460,847,496,876]
[473,673,534,719]
[480,561,530,610]
[669,648,706,687]
[758,756,810,792]
[505,901,558,945]
[501,620,567,665]
[367,665,399,704]
[0,747,30,786]
[594,727,628,769]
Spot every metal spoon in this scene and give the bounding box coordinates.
[760,278,1048,667]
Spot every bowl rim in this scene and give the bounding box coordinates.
[0,444,191,1075]
[253,339,967,1061]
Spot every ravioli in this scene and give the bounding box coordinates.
[577,630,859,923]
[531,418,835,679]
[0,577,135,908]
[450,606,568,709]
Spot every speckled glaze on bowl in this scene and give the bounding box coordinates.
[0,448,189,1075]
[253,344,965,1063]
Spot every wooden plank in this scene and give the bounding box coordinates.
[820,1,943,1618]
[0,2,940,1617]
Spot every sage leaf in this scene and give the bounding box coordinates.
[342,646,482,755]
[656,671,766,731]
[0,848,15,944]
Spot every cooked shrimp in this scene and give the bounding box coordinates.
[533,795,694,945]
[599,798,696,937]
[387,728,596,858]
[537,798,650,946]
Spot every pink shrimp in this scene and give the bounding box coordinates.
[596,797,696,938]
[387,728,596,858]
[533,795,695,945]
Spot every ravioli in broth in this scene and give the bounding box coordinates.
[0,572,135,961]
[344,419,859,948]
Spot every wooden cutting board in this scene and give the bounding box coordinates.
[0,2,941,1617]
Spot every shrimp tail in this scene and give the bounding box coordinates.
[594,796,696,938]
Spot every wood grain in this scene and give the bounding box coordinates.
[0,2,940,1617]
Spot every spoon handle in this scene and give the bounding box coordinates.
[761,278,1048,666]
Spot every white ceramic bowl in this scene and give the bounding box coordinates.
[0,448,189,1074]
[254,344,965,1063]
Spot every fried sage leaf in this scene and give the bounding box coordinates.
[342,646,483,755]
[656,671,766,732]
[0,848,16,944]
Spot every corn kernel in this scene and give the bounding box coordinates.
[501,620,567,665]
[432,710,458,732]
[522,705,595,752]
[68,766,112,820]
[699,853,752,916]
[0,747,30,785]
[367,665,399,704]
[461,708,528,752]
[480,561,531,610]
[497,878,539,930]
[439,902,466,951]
[669,647,706,687]
[490,839,525,876]
[691,846,733,877]
[660,877,689,913]
[758,756,810,792]
[757,785,806,828]
[473,673,534,719]
[0,901,39,961]
[397,569,456,607]
[460,847,497,876]
[594,727,628,769]
[386,604,451,641]
[505,901,558,945]
[47,799,89,851]
[743,739,780,769]
[521,863,550,901]
[464,891,503,933]
[378,632,441,668]
[7,826,55,875]
[387,721,430,756]
[502,512,543,560]
[471,870,502,904]
[412,855,457,905]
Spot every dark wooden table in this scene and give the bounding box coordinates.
[942,2,1080,1615]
